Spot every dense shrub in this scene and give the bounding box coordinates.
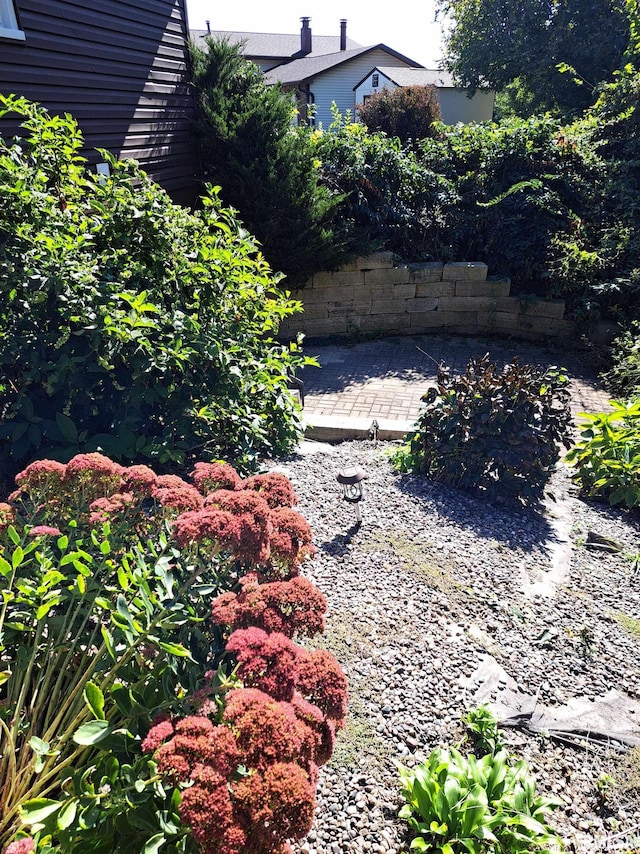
[317,100,640,318]
[0,95,309,481]
[190,37,353,284]
[317,112,456,261]
[419,115,601,289]
[318,111,601,291]
[0,454,344,853]
[395,355,573,504]
[601,322,640,399]
[356,85,442,143]
[566,398,640,507]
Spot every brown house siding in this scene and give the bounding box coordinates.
[0,0,197,205]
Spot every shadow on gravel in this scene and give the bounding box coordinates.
[392,471,556,552]
[320,523,363,556]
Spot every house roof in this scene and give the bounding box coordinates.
[265,45,423,85]
[357,66,456,89]
[190,29,362,61]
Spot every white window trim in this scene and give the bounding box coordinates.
[0,0,25,41]
[0,25,25,40]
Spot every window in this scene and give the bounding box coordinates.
[0,0,25,41]
[372,73,379,88]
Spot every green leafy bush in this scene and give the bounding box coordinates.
[317,112,455,261]
[600,321,640,399]
[565,398,640,507]
[396,355,573,505]
[356,85,443,143]
[0,454,342,853]
[398,746,562,853]
[0,94,309,480]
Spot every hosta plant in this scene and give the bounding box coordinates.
[395,355,573,505]
[463,705,504,757]
[398,746,562,853]
[565,397,640,508]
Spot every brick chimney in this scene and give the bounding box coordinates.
[340,19,347,51]
[300,17,312,55]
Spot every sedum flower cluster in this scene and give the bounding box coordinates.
[8,457,315,578]
[3,455,346,854]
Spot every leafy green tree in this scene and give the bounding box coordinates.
[436,0,629,118]
[356,85,442,143]
[190,37,352,285]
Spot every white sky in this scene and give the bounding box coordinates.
[185,0,448,68]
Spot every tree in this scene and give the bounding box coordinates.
[436,0,629,118]
[356,85,443,142]
[190,37,352,285]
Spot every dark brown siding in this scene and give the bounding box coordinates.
[0,0,197,205]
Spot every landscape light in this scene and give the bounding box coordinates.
[336,466,368,524]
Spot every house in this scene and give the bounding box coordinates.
[191,18,424,130]
[354,67,495,124]
[191,17,363,73]
[0,0,197,204]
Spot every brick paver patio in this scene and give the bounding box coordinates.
[300,334,611,431]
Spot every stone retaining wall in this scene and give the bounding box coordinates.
[278,253,570,341]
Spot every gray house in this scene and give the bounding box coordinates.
[191,18,424,130]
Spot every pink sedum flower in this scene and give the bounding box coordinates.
[190,462,242,494]
[4,838,36,854]
[27,525,62,538]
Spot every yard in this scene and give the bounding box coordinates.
[286,440,640,853]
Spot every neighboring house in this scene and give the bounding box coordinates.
[191,18,362,73]
[191,18,424,130]
[354,67,495,124]
[0,0,197,204]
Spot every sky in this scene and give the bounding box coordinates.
[185,0,449,68]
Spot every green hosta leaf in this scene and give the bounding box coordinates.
[73,719,112,745]
[84,681,106,720]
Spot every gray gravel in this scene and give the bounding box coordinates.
[269,440,640,854]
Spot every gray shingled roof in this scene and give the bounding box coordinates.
[190,29,362,60]
[264,45,423,85]
[374,66,455,88]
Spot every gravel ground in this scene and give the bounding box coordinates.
[270,440,640,854]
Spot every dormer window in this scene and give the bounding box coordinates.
[372,73,379,87]
[0,0,25,41]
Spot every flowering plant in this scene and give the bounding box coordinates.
[0,454,345,854]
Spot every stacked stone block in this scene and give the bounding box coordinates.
[278,253,568,340]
